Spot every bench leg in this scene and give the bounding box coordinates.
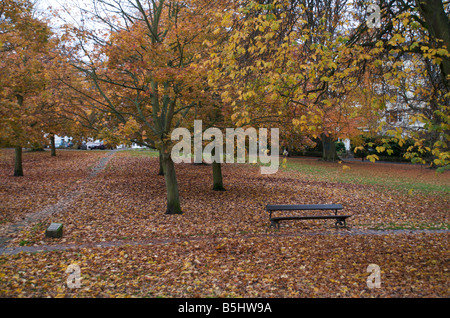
[335,218,347,228]
[270,220,280,229]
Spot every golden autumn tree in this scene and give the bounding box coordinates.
[346,0,450,167]
[206,0,370,161]
[62,0,225,214]
[40,46,103,157]
[207,0,448,167]
[0,0,56,176]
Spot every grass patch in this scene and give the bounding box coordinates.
[368,222,450,231]
[282,158,450,195]
[121,149,160,158]
[19,240,31,246]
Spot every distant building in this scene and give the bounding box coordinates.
[382,103,425,136]
[54,135,71,147]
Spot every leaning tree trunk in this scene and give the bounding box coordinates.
[415,0,450,89]
[161,151,182,214]
[50,134,56,157]
[14,146,23,177]
[321,133,339,162]
[212,161,225,191]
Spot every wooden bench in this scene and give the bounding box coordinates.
[266,204,351,229]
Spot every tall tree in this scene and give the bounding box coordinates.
[208,0,449,167]
[348,0,450,167]
[0,0,55,176]
[207,0,367,161]
[63,0,223,214]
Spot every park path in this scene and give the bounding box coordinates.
[1,228,449,255]
[0,150,119,251]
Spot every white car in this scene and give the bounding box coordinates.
[86,141,105,150]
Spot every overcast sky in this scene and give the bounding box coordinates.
[34,0,92,29]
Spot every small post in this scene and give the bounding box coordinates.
[45,223,63,238]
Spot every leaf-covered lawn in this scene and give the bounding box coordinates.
[0,234,448,298]
[0,149,106,225]
[0,149,448,297]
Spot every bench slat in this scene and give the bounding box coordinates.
[271,215,351,221]
[266,204,343,211]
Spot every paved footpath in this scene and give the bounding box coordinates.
[1,228,449,255]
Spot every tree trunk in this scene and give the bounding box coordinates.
[162,152,182,214]
[321,133,338,162]
[415,0,450,89]
[212,161,225,191]
[50,134,56,157]
[14,94,24,176]
[14,146,23,177]
[158,150,164,175]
